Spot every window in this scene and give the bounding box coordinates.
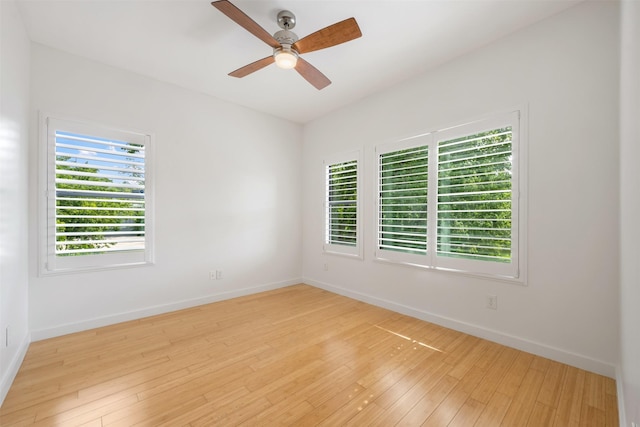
[379,144,429,256]
[375,111,523,279]
[41,115,154,274]
[324,151,362,257]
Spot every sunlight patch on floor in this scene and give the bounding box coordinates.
[374,325,443,353]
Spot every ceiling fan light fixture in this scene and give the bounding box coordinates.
[212,1,361,89]
[274,46,298,69]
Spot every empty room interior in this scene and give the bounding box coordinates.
[1,0,639,425]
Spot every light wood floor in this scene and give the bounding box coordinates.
[1,284,618,426]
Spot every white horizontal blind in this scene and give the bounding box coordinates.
[437,127,513,263]
[378,145,428,255]
[374,111,522,279]
[53,129,146,258]
[326,160,358,246]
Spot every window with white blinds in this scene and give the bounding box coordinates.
[437,127,513,263]
[376,111,523,279]
[42,116,154,273]
[324,152,362,257]
[378,145,428,256]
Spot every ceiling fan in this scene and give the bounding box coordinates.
[211,0,362,90]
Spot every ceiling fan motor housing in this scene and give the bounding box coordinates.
[274,29,298,46]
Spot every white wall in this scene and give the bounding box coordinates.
[28,44,303,339]
[0,0,31,404]
[303,1,620,377]
[619,1,640,425]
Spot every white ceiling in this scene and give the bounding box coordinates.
[17,0,581,123]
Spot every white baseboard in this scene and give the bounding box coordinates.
[31,278,301,341]
[304,278,616,379]
[616,364,628,427]
[0,332,31,407]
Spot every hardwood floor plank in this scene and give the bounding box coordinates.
[553,366,586,427]
[443,334,481,367]
[500,367,546,426]
[244,347,323,392]
[263,359,347,405]
[471,346,519,404]
[344,401,387,426]
[537,360,568,408]
[289,365,358,409]
[76,418,103,427]
[154,385,249,426]
[123,395,209,427]
[182,393,271,427]
[77,364,190,403]
[420,382,470,427]
[583,372,606,411]
[527,401,556,427]
[530,355,552,373]
[390,374,458,426]
[291,382,366,425]
[474,340,506,371]
[372,353,450,410]
[448,339,491,380]
[473,391,512,427]
[354,340,435,389]
[458,364,488,395]
[581,405,606,427]
[32,394,138,427]
[604,393,620,427]
[253,399,315,425]
[0,410,37,426]
[496,351,534,398]
[318,344,436,426]
[138,361,254,403]
[0,284,618,426]
[447,397,486,427]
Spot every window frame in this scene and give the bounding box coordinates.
[374,110,526,282]
[39,113,155,275]
[323,150,363,259]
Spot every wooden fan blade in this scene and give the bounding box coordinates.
[229,56,275,78]
[211,1,280,49]
[295,57,331,90]
[293,18,361,54]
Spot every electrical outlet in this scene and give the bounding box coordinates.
[209,271,216,280]
[486,295,498,310]
[323,263,329,271]
[216,270,223,280]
